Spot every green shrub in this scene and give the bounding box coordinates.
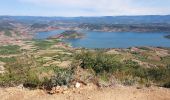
[0,55,37,87]
[147,68,166,82]
[0,73,24,87]
[161,56,170,65]
[163,81,170,88]
[75,51,170,87]
[0,45,21,55]
[76,51,121,75]
[0,57,16,63]
[45,67,74,89]
[23,70,42,89]
[122,76,136,86]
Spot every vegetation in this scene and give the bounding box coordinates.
[79,23,170,32]
[0,57,16,63]
[44,67,74,89]
[0,55,34,87]
[60,30,84,39]
[0,42,170,90]
[164,35,170,39]
[0,53,74,89]
[31,23,48,29]
[75,51,170,87]
[0,45,21,55]
[1,16,170,91]
[75,51,121,75]
[33,39,60,50]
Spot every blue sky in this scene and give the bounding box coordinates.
[0,0,170,16]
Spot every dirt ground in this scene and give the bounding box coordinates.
[0,85,170,100]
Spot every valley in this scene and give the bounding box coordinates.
[0,16,170,100]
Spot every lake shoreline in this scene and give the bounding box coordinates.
[34,29,170,49]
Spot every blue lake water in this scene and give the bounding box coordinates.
[35,30,170,48]
[35,30,65,39]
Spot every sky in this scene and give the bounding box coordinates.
[0,0,170,17]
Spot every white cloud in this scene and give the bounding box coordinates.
[18,0,170,16]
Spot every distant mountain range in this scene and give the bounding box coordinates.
[0,15,170,32]
[0,15,170,24]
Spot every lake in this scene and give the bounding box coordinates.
[35,30,65,39]
[35,30,170,48]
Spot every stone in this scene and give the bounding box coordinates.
[17,84,24,89]
[75,82,81,88]
[62,90,69,94]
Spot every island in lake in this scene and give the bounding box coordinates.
[48,30,84,39]
[165,35,170,39]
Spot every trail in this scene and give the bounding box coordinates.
[0,85,170,100]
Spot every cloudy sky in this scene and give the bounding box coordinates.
[0,0,170,16]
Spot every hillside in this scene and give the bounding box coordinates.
[0,16,170,100]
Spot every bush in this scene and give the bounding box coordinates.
[45,67,74,89]
[23,70,42,89]
[0,52,75,89]
[0,73,24,87]
[0,55,37,87]
[147,68,166,82]
[75,51,170,87]
[0,45,21,55]
[122,76,136,86]
[0,57,16,63]
[163,81,170,88]
[76,51,121,75]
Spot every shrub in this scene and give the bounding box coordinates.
[163,81,170,88]
[75,51,170,87]
[0,45,21,55]
[76,51,121,75]
[0,54,37,87]
[147,68,166,82]
[0,73,24,87]
[44,67,74,89]
[122,76,136,86]
[0,57,16,63]
[23,70,42,89]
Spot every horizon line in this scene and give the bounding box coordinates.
[0,14,170,18]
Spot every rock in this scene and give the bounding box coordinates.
[75,82,81,88]
[50,87,56,94]
[56,86,61,90]
[50,86,61,94]
[62,90,69,94]
[17,84,24,89]
[49,90,55,94]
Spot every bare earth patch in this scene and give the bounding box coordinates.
[0,85,170,100]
